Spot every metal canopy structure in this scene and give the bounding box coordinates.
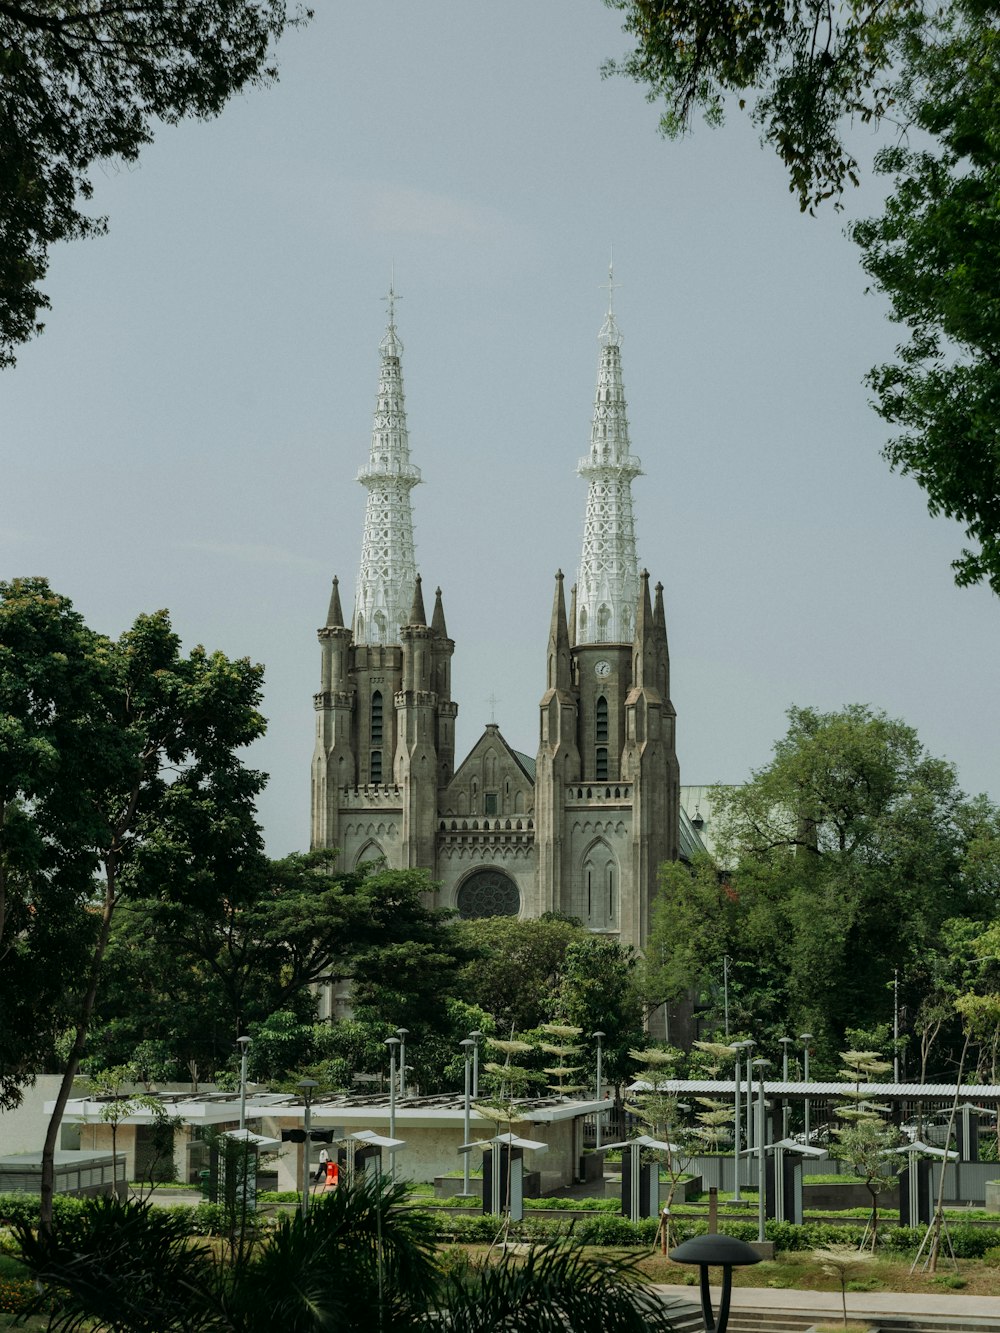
[351,1130,407,1151]
[633,1079,1000,1102]
[602,1134,682,1154]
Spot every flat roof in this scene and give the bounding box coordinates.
[636,1079,1000,1102]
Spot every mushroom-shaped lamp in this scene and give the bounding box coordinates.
[669,1233,761,1332]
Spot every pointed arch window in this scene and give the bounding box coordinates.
[583,842,618,930]
[370,691,383,745]
[596,695,608,742]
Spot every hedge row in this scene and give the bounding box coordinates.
[0,1194,230,1237]
[3,1193,998,1259]
[421,1209,1000,1257]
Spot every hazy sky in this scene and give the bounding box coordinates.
[6,2,998,856]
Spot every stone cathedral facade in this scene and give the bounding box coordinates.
[310,285,688,953]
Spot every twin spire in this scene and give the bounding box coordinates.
[576,262,642,645]
[339,270,646,652]
[353,280,421,645]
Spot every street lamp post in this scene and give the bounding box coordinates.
[385,1037,400,1181]
[893,971,900,1082]
[730,1042,748,1202]
[460,1038,475,1196]
[396,1028,409,1099]
[592,1031,606,1151]
[469,1031,482,1099]
[742,1040,756,1151]
[752,1058,771,1243]
[779,1036,793,1140]
[800,1033,813,1145]
[730,1045,741,1205]
[298,1078,319,1219]
[722,955,731,1038]
[237,1036,251,1132]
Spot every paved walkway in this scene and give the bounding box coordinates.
[670,1283,1000,1323]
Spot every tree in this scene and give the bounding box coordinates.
[0,577,266,1226]
[644,853,733,1016]
[850,5,1000,595]
[605,1,1000,593]
[707,704,1000,1064]
[453,915,582,1034]
[813,1245,876,1329]
[88,858,467,1086]
[830,1049,901,1249]
[0,0,310,367]
[558,936,645,1107]
[603,0,919,211]
[626,1045,692,1227]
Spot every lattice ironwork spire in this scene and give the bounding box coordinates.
[354,280,421,645]
[575,266,642,645]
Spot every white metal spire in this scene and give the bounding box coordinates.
[354,281,421,645]
[575,265,642,644]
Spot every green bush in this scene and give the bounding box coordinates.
[880,1225,922,1253]
[572,1215,660,1246]
[160,1202,230,1236]
[947,1223,1000,1259]
[0,1194,89,1229]
[523,1197,619,1213]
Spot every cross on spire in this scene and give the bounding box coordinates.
[383,264,401,329]
[486,691,500,725]
[598,252,622,348]
[600,252,620,318]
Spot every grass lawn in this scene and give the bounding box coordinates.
[632,1248,1000,1298]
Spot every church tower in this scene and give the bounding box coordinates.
[535,271,680,951]
[309,275,681,950]
[311,288,456,873]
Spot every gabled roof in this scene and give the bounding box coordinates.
[449,724,535,787]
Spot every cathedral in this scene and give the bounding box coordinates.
[310,283,702,953]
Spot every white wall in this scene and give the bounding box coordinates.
[0,1075,89,1157]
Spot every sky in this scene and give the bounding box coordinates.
[5,3,999,857]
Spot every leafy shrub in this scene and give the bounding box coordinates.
[0,1275,35,1315]
[0,1193,89,1229]
[982,1244,1000,1266]
[932,1273,967,1289]
[572,1215,659,1246]
[524,1196,619,1213]
[880,1225,922,1253]
[947,1224,1000,1259]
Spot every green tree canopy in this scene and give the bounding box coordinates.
[89,857,468,1084]
[557,936,645,1094]
[606,1,1000,592]
[0,576,266,1223]
[0,0,310,366]
[452,914,583,1034]
[604,0,918,211]
[851,6,1000,595]
[670,704,1000,1065]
